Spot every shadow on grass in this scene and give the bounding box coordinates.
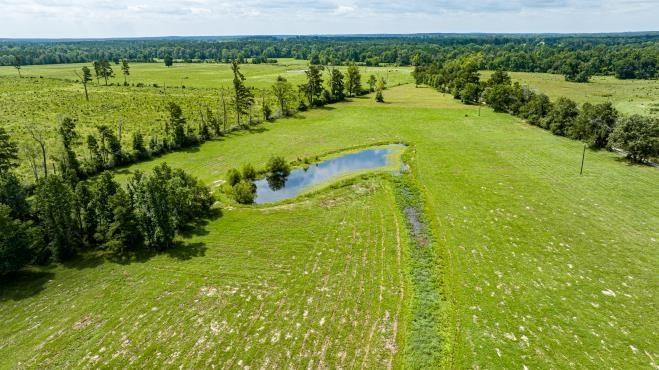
[109,208,221,265]
[0,270,55,302]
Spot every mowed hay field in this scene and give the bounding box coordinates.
[480,70,659,116]
[1,83,658,368]
[1,180,407,368]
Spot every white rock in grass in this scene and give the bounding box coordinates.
[601,289,616,297]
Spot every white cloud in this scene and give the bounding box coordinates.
[0,0,657,37]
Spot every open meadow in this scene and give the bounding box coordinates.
[1,82,657,368]
[480,71,659,117]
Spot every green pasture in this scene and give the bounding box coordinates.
[1,81,657,368]
[480,70,659,116]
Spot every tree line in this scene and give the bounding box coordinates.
[1,123,214,275]
[2,34,657,80]
[414,56,658,163]
[15,60,375,184]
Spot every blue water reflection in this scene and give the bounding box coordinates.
[254,147,397,204]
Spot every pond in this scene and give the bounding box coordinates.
[254,145,404,204]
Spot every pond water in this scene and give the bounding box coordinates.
[254,145,403,204]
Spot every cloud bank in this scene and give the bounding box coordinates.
[1,0,657,38]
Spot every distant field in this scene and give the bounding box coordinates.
[0,61,412,180]
[0,59,413,89]
[480,71,659,116]
[2,85,657,368]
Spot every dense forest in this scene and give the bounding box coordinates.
[1,33,658,80]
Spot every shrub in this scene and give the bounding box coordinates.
[0,204,40,275]
[266,156,290,177]
[242,163,257,181]
[375,90,384,103]
[226,168,242,186]
[543,97,579,136]
[233,181,256,204]
[608,115,659,163]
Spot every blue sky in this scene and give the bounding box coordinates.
[1,0,657,38]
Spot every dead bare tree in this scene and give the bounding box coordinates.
[26,124,48,177]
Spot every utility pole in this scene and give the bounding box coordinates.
[580,144,586,175]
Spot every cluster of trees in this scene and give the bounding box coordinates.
[1,124,213,276]
[226,156,290,204]
[2,34,657,80]
[415,61,658,162]
[19,61,373,186]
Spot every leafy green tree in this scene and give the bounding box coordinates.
[272,76,294,116]
[345,63,362,97]
[97,125,123,166]
[543,97,579,136]
[100,60,114,86]
[74,181,96,245]
[164,55,173,67]
[375,90,384,103]
[91,172,121,242]
[570,102,619,148]
[367,74,377,92]
[92,61,102,85]
[519,93,552,126]
[242,163,257,181]
[460,82,482,105]
[608,115,659,163]
[233,180,256,204]
[34,176,79,261]
[76,66,93,101]
[121,59,130,84]
[12,55,22,77]
[166,102,187,147]
[86,134,104,171]
[132,131,148,159]
[127,170,175,250]
[230,61,254,127]
[562,58,590,83]
[303,65,324,106]
[329,68,345,101]
[484,84,515,112]
[226,168,242,186]
[0,126,18,174]
[0,172,30,220]
[0,204,40,275]
[103,189,142,256]
[487,70,511,86]
[57,116,81,184]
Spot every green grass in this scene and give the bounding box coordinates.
[480,70,659,116]
[1,84,657,368]
[0,61,412,180]
[0,59,412,89]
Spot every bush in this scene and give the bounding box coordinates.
[608,115,659,163]
[226,168,242,186]
[242,164,257,181]
[233,181,256,204]
[266,156,290,177]
[375,90,384,103]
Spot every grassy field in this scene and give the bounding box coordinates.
[1,82,658,368]
[480,71,659,116]
[0,60,412,180]
[0,59,412,89]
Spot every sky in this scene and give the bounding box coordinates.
[1,0,658,38]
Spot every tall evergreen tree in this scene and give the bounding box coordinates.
[230,61,254,127]
[121,59,130,84]
[0,126,18,174]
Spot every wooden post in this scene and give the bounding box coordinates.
[580,144,586,175]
